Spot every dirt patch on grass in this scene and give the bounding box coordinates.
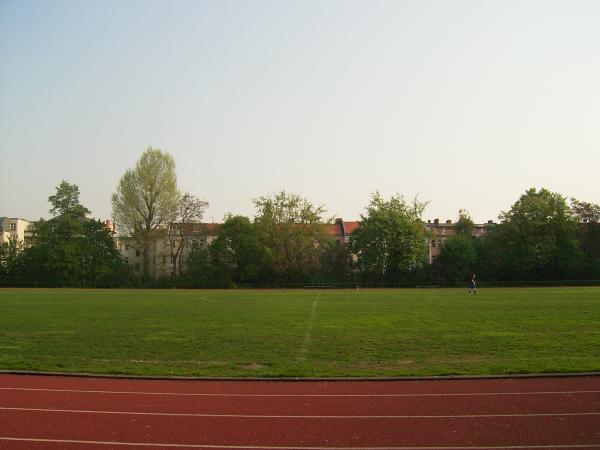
[241,363,269,370]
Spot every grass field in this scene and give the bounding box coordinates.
[0,287,599,378]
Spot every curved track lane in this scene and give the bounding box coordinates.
[1,374,599,449]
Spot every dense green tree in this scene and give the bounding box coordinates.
[350,192,430,282]
[438,234,477,281]
[112,147,180,280]
[319,240,354,283]
[80,219,125,283]
[253,191,331,282]
[185,241,211,286]
[495,188,581,280]
[571,198,600,278]
[48,180,91,217]
[15,181,123,284]
[30,182,91,283]
[0,239,23,282]
[209,215,262,285]
[437,210,476,281]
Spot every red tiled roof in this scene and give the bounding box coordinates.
[171,221,359,238]
[325,223,344,238]
[201,223,222,235]
[343,221,360,235]
[170,223,222,235]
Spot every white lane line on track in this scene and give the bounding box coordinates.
[1,406,599,418]
[1,387,599,397]
[0,437,599,449]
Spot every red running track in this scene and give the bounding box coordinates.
[0,374,599,449]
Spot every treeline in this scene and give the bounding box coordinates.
[180,191,432,287]
[179,188,600,287]
[434,191,600,283]
[1,147,599,287]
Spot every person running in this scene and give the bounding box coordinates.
[468,273,477,295]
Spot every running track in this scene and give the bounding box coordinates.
[1,374,599,449]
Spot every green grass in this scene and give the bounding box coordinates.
[0,287,599,377]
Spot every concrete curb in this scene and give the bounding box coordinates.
[1,370,599,382]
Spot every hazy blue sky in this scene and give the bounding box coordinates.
[1,0,599,224]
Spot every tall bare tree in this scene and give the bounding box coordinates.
[168,193,209,276]
[112,147,180,279]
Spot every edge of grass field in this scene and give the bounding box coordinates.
[2,369,599,381]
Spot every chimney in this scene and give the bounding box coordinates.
[487,220,494,224]
[434,218,439,224]
[427,220,431,223]
[335,218,343,224]
[446,220,452,224]
[104,220,115,233]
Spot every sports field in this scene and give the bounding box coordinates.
[0,287,598,378]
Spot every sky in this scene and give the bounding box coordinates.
[1,0,599,224]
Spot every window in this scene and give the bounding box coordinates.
[135,263,140,272]
[10,223,16,231]
[135,250,140,257]
[125,244,129,251]
[431,240,436,248]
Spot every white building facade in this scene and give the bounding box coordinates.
[0,217,34,247]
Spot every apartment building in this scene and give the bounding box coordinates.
[0,217,34,247]
[116,222,222,278]
[425,218,493,263]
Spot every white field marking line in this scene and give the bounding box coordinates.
[1,386,599,397]
[0,438,599,450]
[1,406,599,419]
[300,292,320,358]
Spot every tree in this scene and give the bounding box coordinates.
[437,210,477,281]
[571,198,600,278]
[496,188,581,280]
[471,224,503,282]
[319,239,354,283]
[112,147,180,280]
[31,181,91,283]
[80,219,125,283]
[253,191,330,282]
[209,215,262,285]
[438,234,477,281]
[0,239,23,282]
[168,193,209,277]
[350,192,430,282]
[454,209,474,236]
[48,180,91,218]
[185,241,211,286]
[570,198,600,223]
[17,181,123,285]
